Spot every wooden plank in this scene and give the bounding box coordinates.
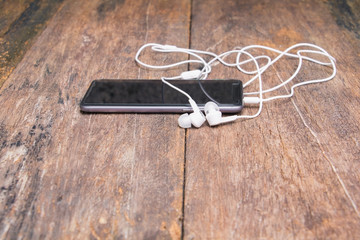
[0,0,64,88]
[0,0,33,36]
[0,0,190,239]
[328,0,360,39]
[184,0,360,239]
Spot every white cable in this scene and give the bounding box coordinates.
[160,76,192,100]
[134,42,336,121]
[237,43,335,88]
[135,43,211,78]
[241,48,336,100]
[233,50,263,119]
[263,53,336,102]
[136,43,211,105]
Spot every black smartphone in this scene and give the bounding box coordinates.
[80,79,243,113]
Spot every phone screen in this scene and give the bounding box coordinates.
[80,79,243,113]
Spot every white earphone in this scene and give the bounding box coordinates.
[135,43,336,128]
[204,102,238,126]
[178,99,206,128]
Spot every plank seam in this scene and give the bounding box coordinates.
[181,2,193,238]
[137,0,152,80]
[180,128,188,240]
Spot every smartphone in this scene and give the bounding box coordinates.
[80,79,243,113]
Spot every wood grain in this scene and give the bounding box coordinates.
[1,0,360,239]
[184,0,360,239]
[0,0,64,88]
[0,0,190,239]
[328,0,360,39]
[0,0,33,36]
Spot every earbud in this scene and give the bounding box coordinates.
[204,102,238,126]
[178,111,205,128]
[178,99,206,128]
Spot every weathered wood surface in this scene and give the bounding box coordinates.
[0,0,360,239]
[0,0,64,88]
[0,0,189,239]
[184,0,360,239]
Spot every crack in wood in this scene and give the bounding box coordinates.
[273,64,360,218]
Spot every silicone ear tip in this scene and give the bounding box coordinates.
[204,101,219,115]
[178,113,192,128]
[189,111,206,128]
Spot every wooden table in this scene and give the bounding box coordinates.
[1,0,359,239]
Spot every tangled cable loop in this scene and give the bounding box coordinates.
[135,42,336,119]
